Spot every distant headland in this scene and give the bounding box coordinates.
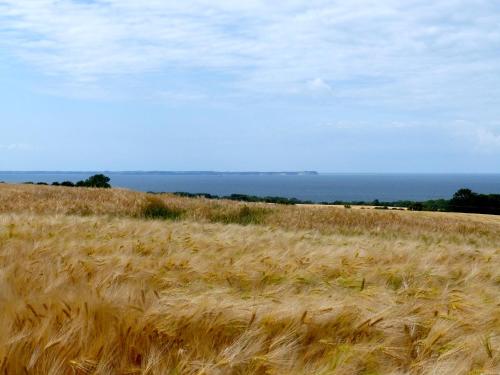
[0,171,319,176]
[118,171,320,176]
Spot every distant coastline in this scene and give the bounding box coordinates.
[0,171,319,176]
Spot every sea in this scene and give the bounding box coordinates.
[1,172,499,203]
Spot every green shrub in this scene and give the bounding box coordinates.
[210,205,270,225]
[76,174,111,188]
[408,202,424,211]
[141,197,184,220]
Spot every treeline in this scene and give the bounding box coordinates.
[447,188,500,215]
[170,191,410,208]
[23,174,111,189]
[377,189,500,215]
[171,189,500,215]
[172,192,313,205]
[335,189,499,215]
[169,192,417,208]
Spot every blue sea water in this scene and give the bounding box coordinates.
[1,172,499,202]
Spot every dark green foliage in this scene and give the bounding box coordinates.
[48,174,111,189]
[141,197,184,220]
[403,190,499,215]
[344,204,351,209]
[408,202,424,211]
[173,192,219,199]
[226,194,309,205]
[453,188,474,202]
[448,188,500,215]
[235,206,269,225]
[421,199,449,212]
[76,174,111,188]
[171,192,311,205]
[210,205,270,225]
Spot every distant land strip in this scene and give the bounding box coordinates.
[0,171,319,176]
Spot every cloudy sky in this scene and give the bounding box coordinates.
[1,0,499,172]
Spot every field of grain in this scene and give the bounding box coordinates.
[0,184,498,374]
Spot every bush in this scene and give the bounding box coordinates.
[408,202,424,211]
[210,205,270,225]
[225,194,302,205]
[76,174,111,188]
[50,174,111,189]
[344,204,351,209]
[141,197,184,220]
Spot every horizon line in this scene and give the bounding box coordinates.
[1,171,500,175]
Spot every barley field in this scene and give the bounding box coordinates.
[0,184,498,374]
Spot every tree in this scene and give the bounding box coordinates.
[452,188,475,202]
[449,188,477,212]
[408,202,423,211]
[77,174,111,188]
[449,188,500,215]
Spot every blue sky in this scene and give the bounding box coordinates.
[1,0,500,172]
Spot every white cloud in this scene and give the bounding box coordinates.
[1,0,500,106]
[306,78,333,94]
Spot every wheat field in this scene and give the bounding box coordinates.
[0,184,498,374]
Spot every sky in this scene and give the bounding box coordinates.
[1,0,500,172]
